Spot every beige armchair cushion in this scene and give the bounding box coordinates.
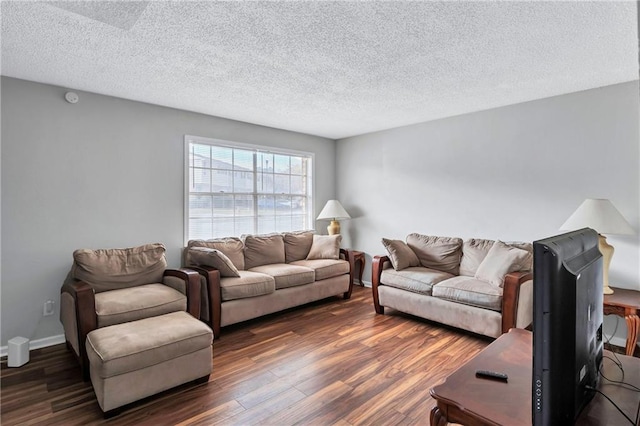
[72,243,167,293]
[307,234,342,260]
[187,247,240,277]
[95,283,186,328]
[382,238,420,270]
[187,238,245,270]
[474,240,532,287]
[220,271,276,301]
[290,259,350,281]
[283,231,315,263]
[381,266,454,295]
[406,234,462,275]
[248,264,315,289]
[243,234,286,269]
[432,276,503,311]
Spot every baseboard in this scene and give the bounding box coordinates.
[0,334,65,358]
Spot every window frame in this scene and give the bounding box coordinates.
[184,135,315,243]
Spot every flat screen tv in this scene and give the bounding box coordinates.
[532,228,603,425]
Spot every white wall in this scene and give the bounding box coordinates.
[0,76,336,347]
[336,81,640,342]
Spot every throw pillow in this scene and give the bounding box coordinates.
[474,240,532,287]
[188,247,241,278]
[459,238,494,277]
[406,234,463,275]
[187,238,245,270]
[243,233,286,269]
[381,238,420,270]
[307,234,342,260]
[283,231,315,263]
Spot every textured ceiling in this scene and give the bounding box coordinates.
[1,1,638,139]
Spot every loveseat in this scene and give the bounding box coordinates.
[372,234,533,338]
[184,232,354,337]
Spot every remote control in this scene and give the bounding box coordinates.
[475,370,508,382]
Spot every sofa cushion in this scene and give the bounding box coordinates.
[243,234,286,269]
[459,238,494,277]
[95,283,186,328]
[307,234,342,260]
[73,243,167,293]
[506,242,534,271]
[460,239,533,277]
[248,263,315,289]
[382,238,420,271]
[290,259,350,281]
[220,271,276,302]
[187,238,245,270]
[475,240,532,287]
[381,266,454,295]
[406,234,462,275]
[187,247,240,277]
[432,276,503,311]
[283,231,315,263]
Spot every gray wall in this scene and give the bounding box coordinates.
[336,80,640,343]
[0,76,336,347]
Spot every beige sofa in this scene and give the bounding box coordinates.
[372,235,533,338]
[184,232,354,337]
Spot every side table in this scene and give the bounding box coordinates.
[350,250,365,286]
[604,287,640,357]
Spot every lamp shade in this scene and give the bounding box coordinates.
[560,199,634,235]
[316,200,351,220]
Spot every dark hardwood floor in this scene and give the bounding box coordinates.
[1,286,492,425]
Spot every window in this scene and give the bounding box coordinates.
[185,136,314,240]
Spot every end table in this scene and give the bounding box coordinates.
[350,250,365,286]
[604,287,640,357]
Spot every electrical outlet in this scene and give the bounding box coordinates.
[43,300,55,316]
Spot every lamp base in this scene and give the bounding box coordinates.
[327,220,341,235]
[598,234,614,295]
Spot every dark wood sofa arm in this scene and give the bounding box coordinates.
[164,268,201,320]
[371,255,390,314]
[61,280,96,381]
[501,271,533,334]
[186,265,222,338]
[340,249,355,300]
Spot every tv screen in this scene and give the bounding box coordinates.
[532,228,603,425]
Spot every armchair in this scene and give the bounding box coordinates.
[60,243,201,380]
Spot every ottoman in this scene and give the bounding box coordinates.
[86,311,213,415]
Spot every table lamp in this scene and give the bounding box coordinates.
[316,200,351,235]
[560,198,635,294]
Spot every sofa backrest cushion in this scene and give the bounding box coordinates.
[187,238,245,270]
[72,243,167,293]
[187,247,241,277]
[283,231,315,263]
[243,233,286,269]
[382,238,420,270]
[505,241,533,271]
[406,234,463,275]
[459,238,494,277]
[460,239,533,277]
[307,234,342,260]
[474,240,533,287]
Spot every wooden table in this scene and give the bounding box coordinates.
[604,287,640,356]
[430,328,640,425]
[350,250,365,285]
